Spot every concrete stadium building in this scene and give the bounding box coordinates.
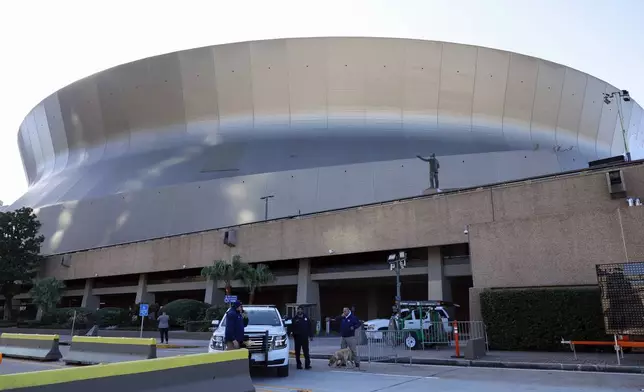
[4,37,644,321]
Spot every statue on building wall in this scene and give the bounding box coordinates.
[416,153,440,189]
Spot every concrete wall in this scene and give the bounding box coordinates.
[42,163,644,290]
[470,208,644,288]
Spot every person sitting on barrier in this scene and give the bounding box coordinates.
[225,300,245,350]
[158,311,170,344]
[340,306,362,368]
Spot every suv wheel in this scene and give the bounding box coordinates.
[277,365,289,377]
[405,333,419,350]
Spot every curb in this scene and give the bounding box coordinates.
[158,344,202,349]
[59,341,201,349]
[306,354,644,375]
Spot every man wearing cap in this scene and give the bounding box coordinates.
[291,306,313,370]
[224,301,245,350]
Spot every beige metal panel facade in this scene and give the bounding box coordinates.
[327,38,367,132]
[577,76,607,160]
[214,42,254,135]
[530,60,565,152]
[286,38,328,130]
[402,39,441,133]
[503,53,539,151]
[9,37,643,256]
[438,43,476,136]
[94,65,132,159]
[178,47,219,139]
[471,47,509,144]
[250,39,291,134]
[363,38,404,132]
[555,68,587,151]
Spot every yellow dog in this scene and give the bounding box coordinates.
[328,348,356,368]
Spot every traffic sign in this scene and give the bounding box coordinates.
[224,295,238,304]
[139,303,149,317]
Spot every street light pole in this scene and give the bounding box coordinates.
[260,195,274,221]
[603,90,632,162]
[388,251,407,312]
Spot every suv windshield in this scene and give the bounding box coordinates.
[219,308,282,327]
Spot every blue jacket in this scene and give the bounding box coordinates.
[224,308,245,343]
[340,312,362,338]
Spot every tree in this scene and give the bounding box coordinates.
[240,263,276,305]
[29,277,66,318]
[200,255,246,296]
[0,207,44,320]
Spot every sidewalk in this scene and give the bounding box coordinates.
[302,337,644,374]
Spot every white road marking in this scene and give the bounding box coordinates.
[330,370,438,379]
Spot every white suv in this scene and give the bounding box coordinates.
[209,305,290,377]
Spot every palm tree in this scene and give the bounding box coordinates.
[240,263,276,304]
[200,255,246,296]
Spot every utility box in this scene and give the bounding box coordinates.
[223,229,237,247]
[606,170,627,199]
[464,338,486,360]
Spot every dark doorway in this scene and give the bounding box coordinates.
[449,276,473,321]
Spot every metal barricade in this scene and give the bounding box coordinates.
[412,320,488,349]
[452,320,488,350]
[366,321,488,358]
[365,330,411,364]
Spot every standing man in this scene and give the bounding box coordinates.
[292,306,313,370]
[340,306,362,368]
[157,311,170,344]
[416,153,441,189]
[224,301,245,350]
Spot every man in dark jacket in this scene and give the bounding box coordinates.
[224,301,245,350]
[291,306,313,370]
[340,306,362,368]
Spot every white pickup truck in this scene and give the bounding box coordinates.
[209,305,290,377]
[364,300,458,349]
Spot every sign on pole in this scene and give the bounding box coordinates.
[224,295,238,304]
[139,303,149,338]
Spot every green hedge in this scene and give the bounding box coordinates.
[205,305,228,322]
[161,299,209,327]
[95,307,130,327]
[41,307,96,329]
[480,288,607,351]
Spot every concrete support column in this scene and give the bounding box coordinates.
[469,287,486,321]
[81,279,100,310]
[204,278,225,306]
[367,287,378,320]
[135,274,155,304]
[296,259,320,319]
[427,247,443,300]
[442,276,453,302]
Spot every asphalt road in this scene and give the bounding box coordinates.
[254,359,644,392]
[2,350,644,391]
